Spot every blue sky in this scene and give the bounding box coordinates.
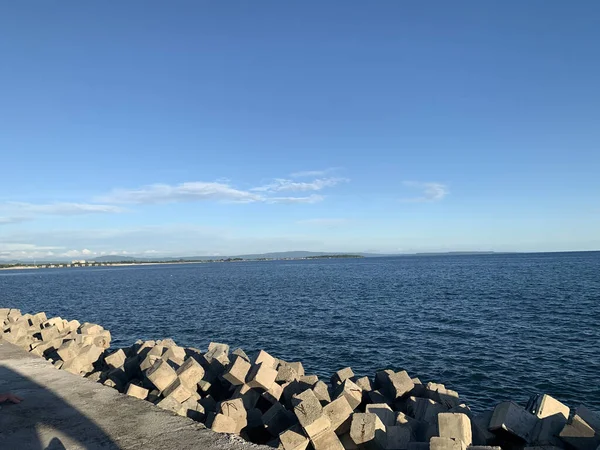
[1,1,599,259]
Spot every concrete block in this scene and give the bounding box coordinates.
[385,425,412,450]
[61,356,91,375]
[293,389,330,438]
[223,355,252,386]
[104,349,126,369]
[323,396,354,435]
[66,319,81,332]
[254,349,278,369]
[489,401,539,443]
[575,406,600,433]
[92,330,111,349]
[277,364,300,383]
[311,429,345,450]
[331,367,354,386]
[530,395,570,421]
[340,432,359,449]
[146,358,178,392]
[471,411,495,445]
[334,379,363,410]
[288,362,305,377]
[264,403,297,436]
[42,317,65,332]
[408,443,430,450]
[40,325,60,342]
[263,381,284,404]
[299,375,319,389]
[560,414,600,450]
[233,384,261,410]
[162,346,186,365]
[426,383,461,409]
[366,403,396,427]
[211,413,238,433]
[409,397,448,423]
[379,370,415,400]
[179,398,206,422]
[430,437,466,450]
[200,394,217,413]
[350,413,386,449]
[79,322,103,335]
[280,424,310,450]
[356,376,373,392]
[314,380,331,404]
[247,362,278,391]
[232,347,250,362]
[219,398,248,433]
[30,312,47,327]
[140,353,162,372]
[162,378,193,403]
[175,356,205,389]
[205,342,230,372]
[438,413,472,446]
[126,383,149,400]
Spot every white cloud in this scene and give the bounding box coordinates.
[252,177,347,193]
[298,218,348,226]
[401,182,449,202]
[289,168,340,178]
[267,195,325,204]
[7,202,124,215]
[100,182,263,204]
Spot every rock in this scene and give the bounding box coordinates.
[174,356,205,388]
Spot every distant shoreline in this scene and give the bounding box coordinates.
[0,254,364,271]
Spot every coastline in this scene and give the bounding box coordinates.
[2,307,599,450]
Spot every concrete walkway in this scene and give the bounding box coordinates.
[0,340,265,450]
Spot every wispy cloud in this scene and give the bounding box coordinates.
[400,182,449,202]
[8,202,125,215]
[0,216,29,225]
[100,182,263,204]
[267,195,324,204]
[252,177,348,193]
[289,168,340,178]
[298,218,348,226]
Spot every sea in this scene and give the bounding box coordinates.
[1,251,599,412]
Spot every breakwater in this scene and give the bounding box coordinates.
[2,308,599,450]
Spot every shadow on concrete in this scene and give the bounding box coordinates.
[0,365,120,450]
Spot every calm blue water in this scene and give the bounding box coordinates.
[2,252,599,411]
